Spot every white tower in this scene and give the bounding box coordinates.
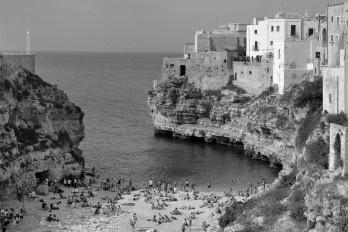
[26,29,30,54]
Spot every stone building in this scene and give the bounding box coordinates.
[322,3,348,114]
[232,58,273,95]
[160,23,247,91]
[246,12,325,94]
[162,51,234,91]
[195,23,247,54]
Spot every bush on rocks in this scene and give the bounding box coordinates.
[304,137,329,169]
[219,202,247,228]
[326,112,348,126]
[36,184,49,195]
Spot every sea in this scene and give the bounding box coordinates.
[35,52,279,192]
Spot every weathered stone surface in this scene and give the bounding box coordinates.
[0,64,85,198]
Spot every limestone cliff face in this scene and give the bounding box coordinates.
[0,64,84,198]
[149,75,348,231]
[148,76,308,169]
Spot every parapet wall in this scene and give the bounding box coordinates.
[232,60,273,95]
[162,51,234,91]
[0,54,35,73]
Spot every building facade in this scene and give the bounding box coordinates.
[322,3,348,114]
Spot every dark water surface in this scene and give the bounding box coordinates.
[35,52,279,192]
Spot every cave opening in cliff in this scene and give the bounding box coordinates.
[35,170,49,184]
[334,133,343,169]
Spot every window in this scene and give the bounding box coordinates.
[180,65,186,76]
[224,59,227,63]
[277,26,280,31]
[267,68,270,73]
[315,52,320,59]
[337,17,340,26]
[234,73,237,80]
[331,16,334,22]
[308,28,314,36]
[249,71,252,75]
[254,30,258,34]
[270,41,274,46]
[331,35,334,42]
[278,49,281,59]
[271,26,274,32]
[329,94,332,103]
[291,25,296,36]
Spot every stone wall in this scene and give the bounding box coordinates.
[329,123,348,177]
[0,54,35,73]
[210,34,246,52]
[161,51,234,91]
[195,31,246,53]
[273,40,315,94]
[232,59,273,95]
[184,43,195,54]
[195,32,211,52]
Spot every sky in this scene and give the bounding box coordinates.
[0,0,337,52]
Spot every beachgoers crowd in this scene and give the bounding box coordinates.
[1,166,271,232]
[0,206,25,232]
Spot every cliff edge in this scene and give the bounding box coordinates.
[148,75,348,231]
[0,63,85,198]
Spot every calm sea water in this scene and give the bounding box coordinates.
[35,52,278,192]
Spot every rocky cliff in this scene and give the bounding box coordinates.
[148,75,315,170]
[148,74,348,231]
[0,63,84,198]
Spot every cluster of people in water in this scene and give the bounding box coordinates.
[0,206,25,232]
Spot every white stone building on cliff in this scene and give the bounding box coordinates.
[322,2,348,115]
[161,23,247,91]
[246,12,326,94]
[321,2,348,177]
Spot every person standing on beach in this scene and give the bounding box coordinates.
[130,213,137,229]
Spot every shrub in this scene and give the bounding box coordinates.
[293,77,322,113]
[288,186,306,221]
[253,86,275,102]
[326,112,348,126]
[167,87,180,104]
[304,137,329,169]
[295,110,321,151]
[275,115,288,129]
[219,202,246,228]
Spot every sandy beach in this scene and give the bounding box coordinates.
[1,182,237,232]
